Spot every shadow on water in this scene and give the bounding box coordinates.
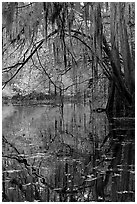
[2,102,135,202]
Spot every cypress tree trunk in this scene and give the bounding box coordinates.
[106,80,135,118]
[106,81,115,117]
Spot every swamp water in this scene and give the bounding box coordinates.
[2,103,135,202]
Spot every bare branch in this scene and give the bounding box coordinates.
[2,29,59,89]
[16,3,34,9]
[35,49,62,92]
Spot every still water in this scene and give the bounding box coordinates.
[2,103,135,202]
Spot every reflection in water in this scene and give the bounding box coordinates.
[102,118,135,202]
[2,103,134,201]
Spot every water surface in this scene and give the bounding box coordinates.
[2,103,135,202]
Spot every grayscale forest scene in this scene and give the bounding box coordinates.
[2,2,135,202]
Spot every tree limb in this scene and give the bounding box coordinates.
[2,29,59,89]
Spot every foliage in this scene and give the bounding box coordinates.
[2,2,135,113]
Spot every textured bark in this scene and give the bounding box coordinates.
[106,81,115,117]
